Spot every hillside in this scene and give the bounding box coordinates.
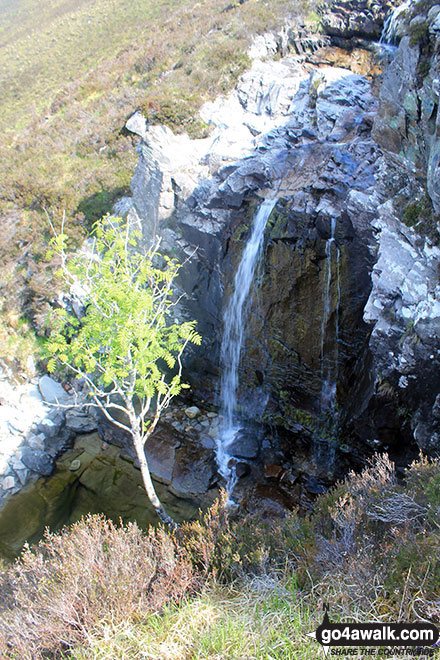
[0,0,318,377]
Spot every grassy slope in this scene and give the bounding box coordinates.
[0,0,185,132]
[0,0,314,375]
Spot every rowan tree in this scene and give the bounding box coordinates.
[45,217,201,527]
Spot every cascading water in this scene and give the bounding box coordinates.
[315,218,341,475]
[217,197,277,495]
[320,217,340,413]
[378,0,413,53]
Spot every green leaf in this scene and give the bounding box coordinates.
[47,357,56,373]
[44,217,201,435]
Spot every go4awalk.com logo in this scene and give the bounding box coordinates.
[306,606,440,657]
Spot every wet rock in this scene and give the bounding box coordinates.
[264,464,284,480]
[199,434,216,449]
[229,430,260,459]
[236,461,251,479]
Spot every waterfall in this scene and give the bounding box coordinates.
[379,0,413,51]
[217,197,277,494]
[320,217,340,412]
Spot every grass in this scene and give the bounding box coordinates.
[0,0,315,371]
[68,583,322,660]
[2,455,440,659]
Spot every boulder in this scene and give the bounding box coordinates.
[21,447,54,477]
[145,425,181,485]
[126,110,148,139]
[170,443,217,496]
[184,406,201,419]
[65,409,97,433]
[38,376,70,404]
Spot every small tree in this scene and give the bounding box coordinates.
[45,217,201,527]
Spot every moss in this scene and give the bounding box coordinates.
[292,409,316,428]
[305,9,322,32]
[398,191,440,244]
[399,319,415,346]
[267,209,289,238]
[412,0,438,17]
[403,200,424,227]
[409,19,429,47]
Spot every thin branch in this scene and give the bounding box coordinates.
[90,396,133,435]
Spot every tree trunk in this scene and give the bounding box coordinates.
[133,433,177,529]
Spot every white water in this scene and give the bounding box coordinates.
[379,0,413,49]
[320,217,340,412]
[217,198,277,494]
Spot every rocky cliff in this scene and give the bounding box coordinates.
[123,0,440,497]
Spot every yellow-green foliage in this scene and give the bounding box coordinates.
[45,216,201,420]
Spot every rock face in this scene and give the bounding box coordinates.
[124,0,440,487]
[362,203,440,454]
[360,0,440,456]
[0,372,93,506]
[320,0,395,41]
[126,57,380,473]
[0,433,211,559]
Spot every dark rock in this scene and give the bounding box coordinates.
[304,476,326,495]
[35,411,65,439]
[432,394,440,420]
[170,443,216,496]
[145,424,181,485]
[21,448,54,477]
[236,461,251,478]
[264,464,283,480]
[301,127,317,139]
[228,429,260,459]
[65,410,98,433]
[320,0,395,41]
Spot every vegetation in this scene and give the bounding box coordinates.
[0,0,315,373]
[45,216,201,525]
[1,453,440,658]
[393,188,439,244]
